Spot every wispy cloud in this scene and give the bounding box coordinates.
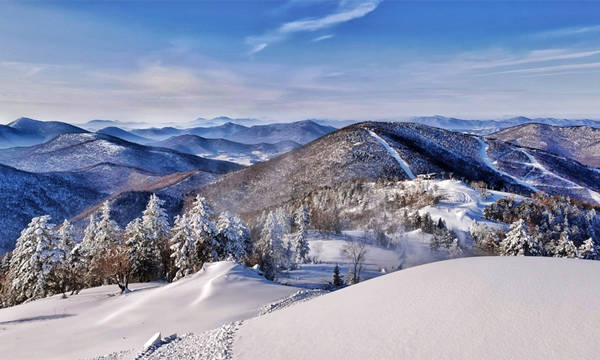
[473,48,600,69]
[246,0,381,53]
[479,62,600,76]
[312,34,335,42]
[532,24,600,38]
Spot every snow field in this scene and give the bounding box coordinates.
[234,256,600,360]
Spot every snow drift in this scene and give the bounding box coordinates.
[0,261,298,359]
[234,256,600,359]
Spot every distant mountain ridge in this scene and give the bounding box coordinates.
[0,117,88,148]
[0,132,241,174]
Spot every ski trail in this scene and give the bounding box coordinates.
[519,149,600,204]
[475,138,538,192]
[368,130,416,179]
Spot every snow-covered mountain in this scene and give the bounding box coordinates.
[0,117,89,148]
[197,122,600,216]
[129,126,186,141]
[187,122,249,139]
[96,126,152,144]
[150,134,300,165]
[0,164,104,253]
[0,133,241,175]
[489,123,600,168]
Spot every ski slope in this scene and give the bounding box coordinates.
[368,130,416,179]
[0,262,298,359]
[234,256,600,360]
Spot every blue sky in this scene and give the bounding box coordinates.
[1,0,600,124]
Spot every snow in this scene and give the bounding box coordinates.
[476,137,538,192]
[0,261,298,359]
[234,256,600,360]
[418,179,513,238]
[368,130,415,179]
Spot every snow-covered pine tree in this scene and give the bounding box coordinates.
[578,238,599,260]
[553,231,579,258]
[141,194,171,277]
[292,205,310,264]
[500,219,543,256]
[332,263,344,287]
[57,219,75,264]
[51,219,76,295]
[188,195,219,263]
[125,218,161,282]
[258,211,285,279]
[7,216,60,304]
[170,214,197,281]
[216,211,250,262]
[88,201,121,285]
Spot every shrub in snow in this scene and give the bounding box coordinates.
[553,232,579,258]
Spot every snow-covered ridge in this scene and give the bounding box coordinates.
[368,129,415,179]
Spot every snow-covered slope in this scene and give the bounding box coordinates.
[0,261,298,359]
[0,117,89,148]
[0,164,104,253]
[235,256,600,360]
[489,123,600,168]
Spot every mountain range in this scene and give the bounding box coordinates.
[197,122,600,217]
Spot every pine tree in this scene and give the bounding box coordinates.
[216,212,250,262]
[578,238,599,260]
[292,205,310,264]
[188,195,219,263]
[332,264,344,287]
[51,219,76,295]
[170,214,197,281]
[7,216,60,304]
[554,231,578,258]
[258,211,284,279]
[500,219,543,256]
[95,201,121,248]
[141,194,171,278]
[88,201,121,285]
[125,218,161,282]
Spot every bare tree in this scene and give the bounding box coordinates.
[341,235,368,284]
[95,245,133,294]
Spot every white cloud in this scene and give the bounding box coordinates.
[249,43,268,55]
[312,34,335,42]
[246,0,380,53]
[531,24,600,38]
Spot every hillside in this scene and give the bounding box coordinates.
[489,123,600,168]
[0,262,298,359]
[151,134,299,165]
[235,257,600,359]
[226,120,335,144]
[187,122,249,139]
[0,164,104,253]
[197,122,600,216]
[0,133,241,175]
